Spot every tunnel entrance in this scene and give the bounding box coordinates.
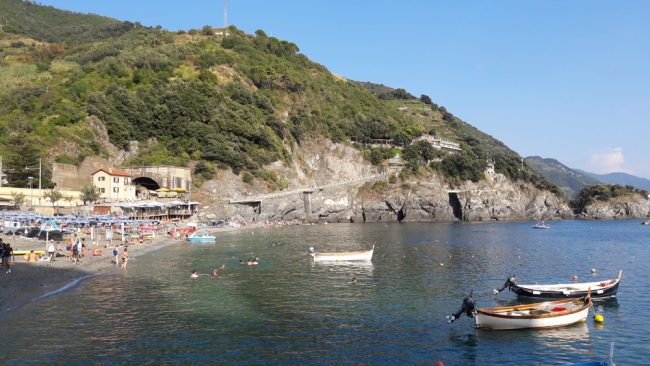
[133,177,160,191]
[448,193,463,220]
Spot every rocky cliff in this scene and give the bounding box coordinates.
[578,195,650,220]
[196,140,573,223]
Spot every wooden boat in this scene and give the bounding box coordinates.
[474,296,591,330]
[494,270,622,299]
[532,221,551,229]
[310,245,374,262]
[187,229,216,243]
[448,292,592,330]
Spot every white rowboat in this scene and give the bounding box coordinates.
[311,245,374,262]
[474,296,591,330]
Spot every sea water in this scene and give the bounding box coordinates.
[0,220,648,365]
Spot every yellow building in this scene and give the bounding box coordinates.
[91,168,136,202]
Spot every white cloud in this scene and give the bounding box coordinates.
[588,147,629,174]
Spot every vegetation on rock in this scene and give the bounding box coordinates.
[0,0,561,197]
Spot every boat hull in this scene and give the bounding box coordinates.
[511,281,619,299]
[474,298,590,330]
[187,237,216,243]
[475,307,589,330]
[312,247,373,262]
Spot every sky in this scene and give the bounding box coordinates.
[38,0,650,179]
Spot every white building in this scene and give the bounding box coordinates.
[413,134,462,151]
[91,168,136,202]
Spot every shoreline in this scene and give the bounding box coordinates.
[0,235,180,313]
[0,224,266,314]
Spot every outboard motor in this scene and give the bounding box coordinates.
[493,275,516,295]
[447,292,476,323]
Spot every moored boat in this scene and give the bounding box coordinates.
[448,293,592,330]
[310,245,374,262]
[494,270,622,299]
[532,221,551,229]
[187,229,216,243]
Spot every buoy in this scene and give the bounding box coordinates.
[591,268,597,273]
[594,314,604,323]
[572,275,578,281]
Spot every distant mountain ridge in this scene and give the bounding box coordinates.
[525,156,650,198]
[524,156,599,198]
[576,170,650,192]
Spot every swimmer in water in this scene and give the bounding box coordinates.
[191,270,199,278]
[351,277,358,284]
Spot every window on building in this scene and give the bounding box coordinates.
[113,187,119,193]
[113,177,120,183]
[100,188,105,193]
[98,176,105,181]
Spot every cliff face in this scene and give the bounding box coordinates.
[196,140,572,223]
[579,195,650,220]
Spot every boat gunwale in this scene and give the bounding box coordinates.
[477,298,590,320]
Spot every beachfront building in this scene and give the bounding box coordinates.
[91,168,136,202]
[113,201,200,221]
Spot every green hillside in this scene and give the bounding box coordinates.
[0,0,134,44]
[0,0,560,195]
[525,156,600,198]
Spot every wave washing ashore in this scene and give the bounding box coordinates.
[0,235,180,313]
[0,216,306,313]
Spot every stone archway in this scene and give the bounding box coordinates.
[133,176,161,191]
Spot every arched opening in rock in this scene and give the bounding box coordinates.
[448,193,462,220]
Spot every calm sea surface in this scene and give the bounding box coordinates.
[1,220,648,365]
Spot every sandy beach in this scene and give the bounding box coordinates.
[0,234,181,313]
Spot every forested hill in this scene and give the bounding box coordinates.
[0,0,135,44]
[0,0,560,196]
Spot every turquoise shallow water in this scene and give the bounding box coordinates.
[0,220,648,365]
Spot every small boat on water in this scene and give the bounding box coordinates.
[532,221,551,229]
[493,270,622,299]
[642,220,650,225]
[448,292,592,330]
[187,229,216,243]
[309,245,374,262]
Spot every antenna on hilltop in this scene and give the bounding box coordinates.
[224,0,228,27]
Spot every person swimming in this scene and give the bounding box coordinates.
[191,270,199,279]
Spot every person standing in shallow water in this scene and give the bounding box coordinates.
[120,247,128,269]
[113,245,119,266]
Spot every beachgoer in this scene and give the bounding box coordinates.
[81,238,87,258]
[65,238,72,259]
[27,250,38,263]
[191,270,199,279]
[120,247,128,269]
[113,246,119,266]
[0,240,5,270]
[48,242,56,262]
[212,264,225,277]
[3,243,13,273]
